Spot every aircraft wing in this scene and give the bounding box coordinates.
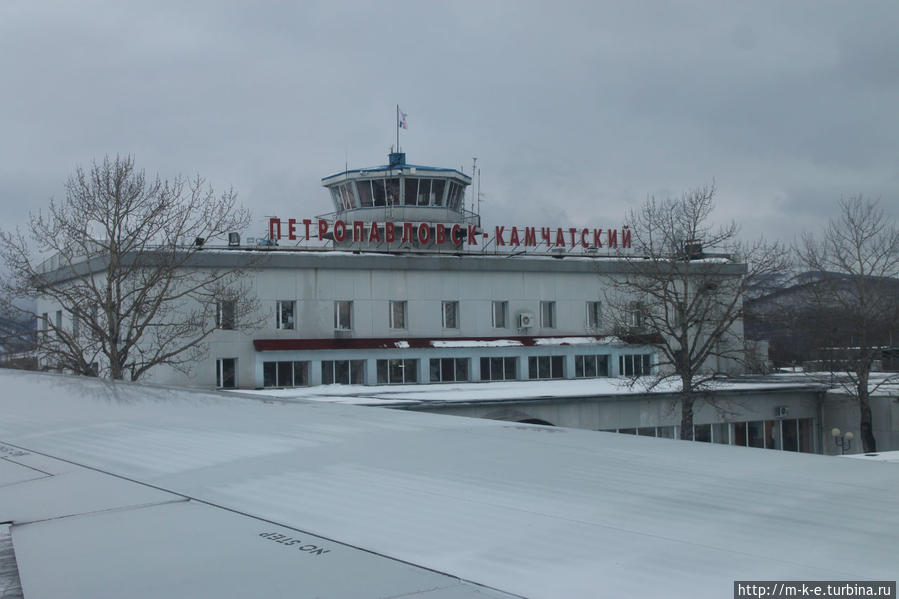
[2,370,898,598]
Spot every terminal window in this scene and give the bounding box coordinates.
[377,358,418,384]
[732,418,814,452]
[276,300,295,330]
[540,301,556,328]
[626,301,645,328]
[263,361,309,387]
[442,301,459,329]
[480,356,517,381]
[216,301,235,330]
[528,355,564,379]
[575,354,609,378]
[322,360,365,385]
[586,301,602,329]
[389,300,407,329]
[430,358,469,382]
[694,424,711,442]
[216,358,236,388]
[492,301,508,328]
[334,301,353,330]
[619,353,652,376]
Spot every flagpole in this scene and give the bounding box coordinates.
[396,104,400,152]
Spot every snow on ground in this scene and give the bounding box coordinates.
[430,339,523,348]
[842,451,899,463]
[769,371,899,396]
[533,336,622,345]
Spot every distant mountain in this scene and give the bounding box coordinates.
[744,272,899,368]
[0,313,35,355]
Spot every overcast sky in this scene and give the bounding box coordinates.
[2,1,897,247]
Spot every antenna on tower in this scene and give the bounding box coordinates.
[471,157,477,214]
[477,167,482,217]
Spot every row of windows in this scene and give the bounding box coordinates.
[44,297,606,338]
[46,301,242,339]
[42,298,605,338]
[254,353,650,388]
[528,355,565,380]
[619,354,652,377]
[322,359,366,385]
[329,178,466,211]
[256,300,604,332]
[378,358,418,384]
[41,309,93,339]
[606,418,815,452]
[263,361,309,387]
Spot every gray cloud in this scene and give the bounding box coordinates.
[1,0,896,247]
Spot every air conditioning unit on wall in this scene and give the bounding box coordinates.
[518,312,535,328]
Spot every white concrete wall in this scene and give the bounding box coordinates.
[820,392,899,455]
[37,251,747,390]
[248,267,607,339]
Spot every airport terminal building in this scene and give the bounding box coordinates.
[36,152,746,392]
[179,152,745,390]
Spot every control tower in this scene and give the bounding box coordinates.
[320,152,478,250]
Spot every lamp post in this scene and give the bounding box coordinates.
[831,428,854,455]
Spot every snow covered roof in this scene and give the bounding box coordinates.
[1,370,896,598]
[240,376,823,407]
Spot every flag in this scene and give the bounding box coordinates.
[397,108,408,130]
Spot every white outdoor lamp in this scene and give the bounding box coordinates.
[831,428,854,455]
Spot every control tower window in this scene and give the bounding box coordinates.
[385,178,399,206]
[356,180,373,207]
[445,183,459,210]
[372,179,386,206]
[339,184,354,209]
[417,179,431,206]
[450,183,460,207]
[329,187,342,210]
[452,184,465,210]
[431,180,445,206]
[403,178,418,205]
[444,184,454,209]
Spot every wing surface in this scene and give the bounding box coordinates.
[2,370,898,598]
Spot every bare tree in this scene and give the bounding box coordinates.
[796,196,899,452]
[605,184,788,439]
[0,155,259,381]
